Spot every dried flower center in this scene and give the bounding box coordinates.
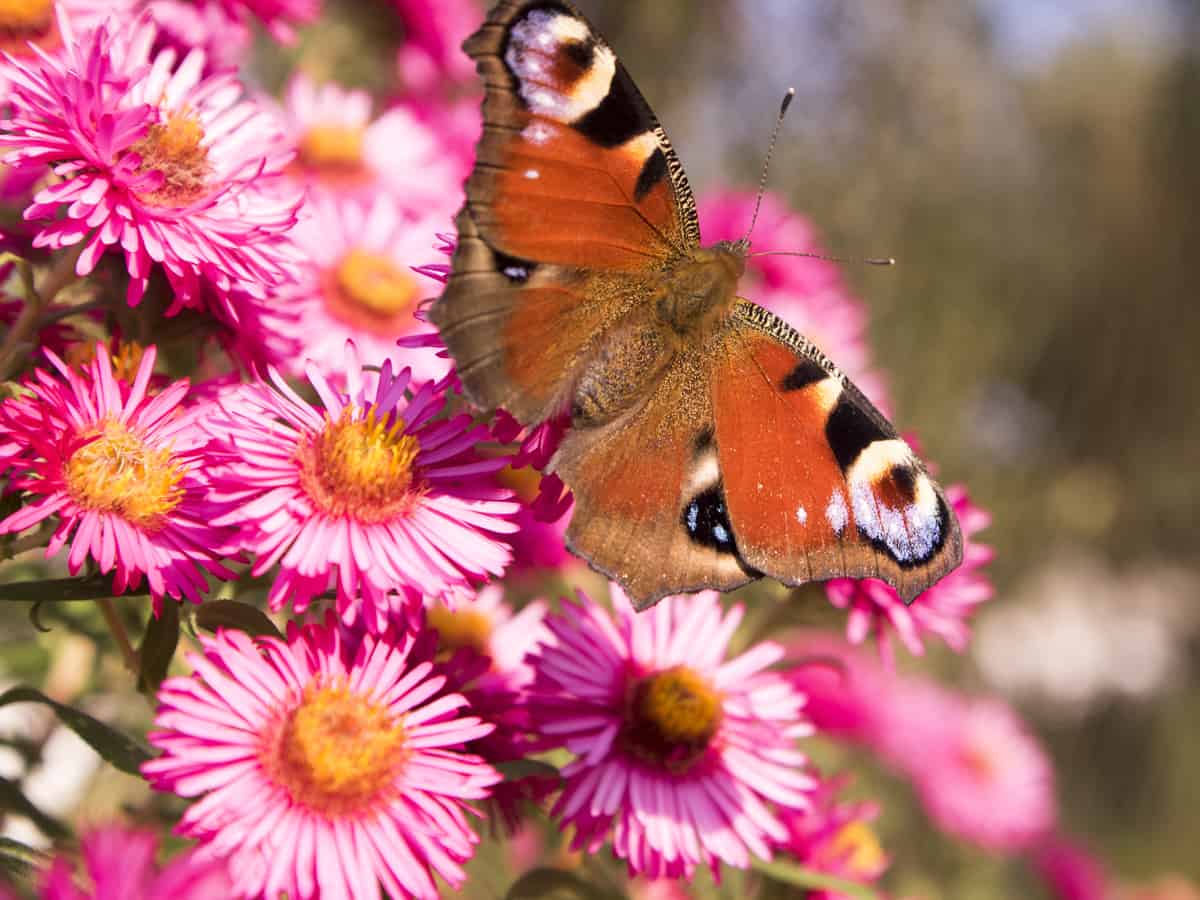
[296,407,420,523]
[426,603,493,656]
[0,0,56,53]
[130,113,212,207]
[298,124,366,173]
[828,822,886,877]
[64,420,184,532]
[321,249,421,336]
[621,666,723,774]
[270,684,406,816]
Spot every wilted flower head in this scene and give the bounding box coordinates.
[530,588,815,879]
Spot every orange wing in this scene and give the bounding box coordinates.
[710,302,962,602]
[431,0,700,423]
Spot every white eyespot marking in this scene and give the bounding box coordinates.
[502,265,528,280]
[848,439,913,483]
[521,122,555,145]
[812,377,843,414]
[686,447,720,495]
[849,474,941,564]
[686,504,699,533]
[622,132,660,165]
[712,523,730,544]
[796,505,808,525]
[506,11,616,124]
[826,490,848,535]
[523,168,540,180]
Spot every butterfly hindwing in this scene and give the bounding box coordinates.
[711,301,962,602]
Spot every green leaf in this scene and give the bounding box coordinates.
[494,758,561,783]
[137,599,180,694]
[0,777,68,840]
[0,687,152,777]
[194,599,283,641]
[0,574,135,603]
[0,835,49,881]
[505,868,627,900]
[753,859,883,899]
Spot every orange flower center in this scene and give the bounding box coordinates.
[298,124,366,174]
[426,603,493,657]
[827,821,887,877]
[130,113,212,207]
[296,407,420,523]
[64,420,184,532]
[621,666,723,773]
[269,684,406,816]
[321,249,421,336]
[0,0,57,54]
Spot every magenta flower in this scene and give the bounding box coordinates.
[202,344,520,630]
[143,0,254,72]
[0,13,300,311]
[274,192,451,383]
[0,345,235,609]
[779,777,889,900]
[282,73,465,217]
[392,0,479,94]
[826,483,994,665]
[143,613,499,900]
[529,588,815,879]
[216,0,318,42]
[1034,835,1111,900]
[40,824,232,900]
[698,188,890,408]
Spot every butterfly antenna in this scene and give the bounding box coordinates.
[740,87,795,250]
[747,250,896,266]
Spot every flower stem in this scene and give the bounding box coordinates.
[97,597,138,673]
[0,247,85,381]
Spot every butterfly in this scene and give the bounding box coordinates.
[429,0,963,610]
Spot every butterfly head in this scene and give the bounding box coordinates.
[649,244,746,340]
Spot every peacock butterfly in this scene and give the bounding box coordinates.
[430,0,963,609]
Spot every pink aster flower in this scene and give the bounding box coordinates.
[274,192,450,383]
[698,189,889,409]
[0,0,135,92]
[215,0,318,42]
[826,483,994,666]
[530,587,816,879]
[143,614,500,900]
[202,344,521,630]
[143,0,253,72]
[0,13,300,311]
[1034,835,1111,900]
[282,73,465,216]
[425,586,555,829]
[40,824,232,900]
[779,777,889,900]
[0,345,234,608]
[393,0,479,94]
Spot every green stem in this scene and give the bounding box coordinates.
[752,859,884,900]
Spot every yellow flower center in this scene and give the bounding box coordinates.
[269,684,406,816]
[129,113,211,207]
[496,463,542,503]
[426,603,493,657]
[64,342,148,384]
[621,666,723,774]
[296,407,420,523]
[64,420,185,532]
[827,822,887,877]
[322,249,421,336]
[298,124,366,174]
[0,0,56,53]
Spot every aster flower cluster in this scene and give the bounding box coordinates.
[0,4,1071,900]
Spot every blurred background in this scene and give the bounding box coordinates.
[1,0,1197,897]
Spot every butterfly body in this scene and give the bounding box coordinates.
[431,0,964,609]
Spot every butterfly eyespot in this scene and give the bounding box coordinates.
[825,490,849,536]
[825,393,890,472]
[780,359,827,392]
[682,485,738,554]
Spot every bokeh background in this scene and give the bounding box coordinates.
[1,1,1197,898]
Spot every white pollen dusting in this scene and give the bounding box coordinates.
[523,168,540,180]
[796,505,808,525]
[850,476,941,564]
[505,11,616,124]
[826,490,848,535]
